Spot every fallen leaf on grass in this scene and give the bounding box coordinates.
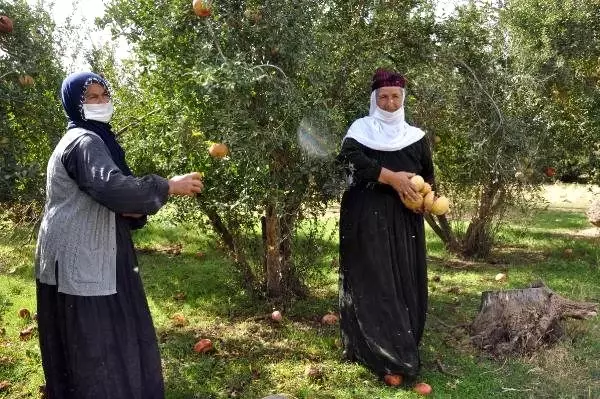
[171,314,188,327]
[304,364,324,380]
[173,292,186,301]
[18,308,31,319]
[19,325,36,341]
[446,286,461,294]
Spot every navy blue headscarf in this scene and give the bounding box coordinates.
[60,71,133,176]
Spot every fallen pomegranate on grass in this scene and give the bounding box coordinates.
[413,382,432,395]
[383,374,403,387]
[193,338,213,353]
[271,310,283,322]
[321,313,338,325]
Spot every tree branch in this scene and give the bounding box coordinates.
[198,202,255,287]
[204,19,227,63]
[425,213,445,238]
[454,58,504,134]
[115,108,161,136]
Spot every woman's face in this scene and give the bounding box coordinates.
[376,86,403,112]
[83,83,110,104]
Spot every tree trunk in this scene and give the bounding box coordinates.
[424,182,506,258]
[462,218,492,258]
[462,182,505,258]
[470,282,598,356]
[263,203,307,299]
[425,213,461,252]
[279,212,308,298]
[264,203,284,298]
[263,144,309,299]
[200,205,255,288]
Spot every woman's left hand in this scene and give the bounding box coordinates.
[395,172,421,202]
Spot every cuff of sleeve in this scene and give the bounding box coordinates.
[156,176,170,205]
[369,165,383,182]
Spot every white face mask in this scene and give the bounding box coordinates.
[82,101,114,123]
[373,105,404,123]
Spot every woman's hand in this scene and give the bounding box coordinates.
[378,168,421,201]
[168,172,204,196]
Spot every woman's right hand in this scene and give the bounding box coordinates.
[378,168,421,201]
[168,172,204,196]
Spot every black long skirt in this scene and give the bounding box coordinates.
[339,184,428,380]
[36,222,164,399]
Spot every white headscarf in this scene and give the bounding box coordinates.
[343,88,425,151]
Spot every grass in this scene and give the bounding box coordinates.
[0,206,599,398]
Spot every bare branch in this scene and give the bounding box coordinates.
[115,108,161,136]
[454,58,504,134]
[204,19,227,63]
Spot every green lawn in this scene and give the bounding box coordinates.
[0,207,599,398]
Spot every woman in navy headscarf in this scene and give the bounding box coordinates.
[35,71,203,399]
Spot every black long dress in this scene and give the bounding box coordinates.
[338,137,434,380]
[36,134,168,399]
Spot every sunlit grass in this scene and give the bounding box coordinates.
[0,204,599,398]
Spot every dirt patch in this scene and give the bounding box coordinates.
[493,247,548,265]
[541,183,600,210]
[136,243,183,255]
[571,227,600,238]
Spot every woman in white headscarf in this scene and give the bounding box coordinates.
[337,68,433,390]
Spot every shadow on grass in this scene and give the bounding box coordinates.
[160,329,272,399]
[3,208,597,398]
[156,320,344,398]
[0,289,43,398]
[427,229,599,272]
[138,232,342,321]
[524,208,590,230]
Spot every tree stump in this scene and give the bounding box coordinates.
[470,282,598,356]
[586,198,600,227]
